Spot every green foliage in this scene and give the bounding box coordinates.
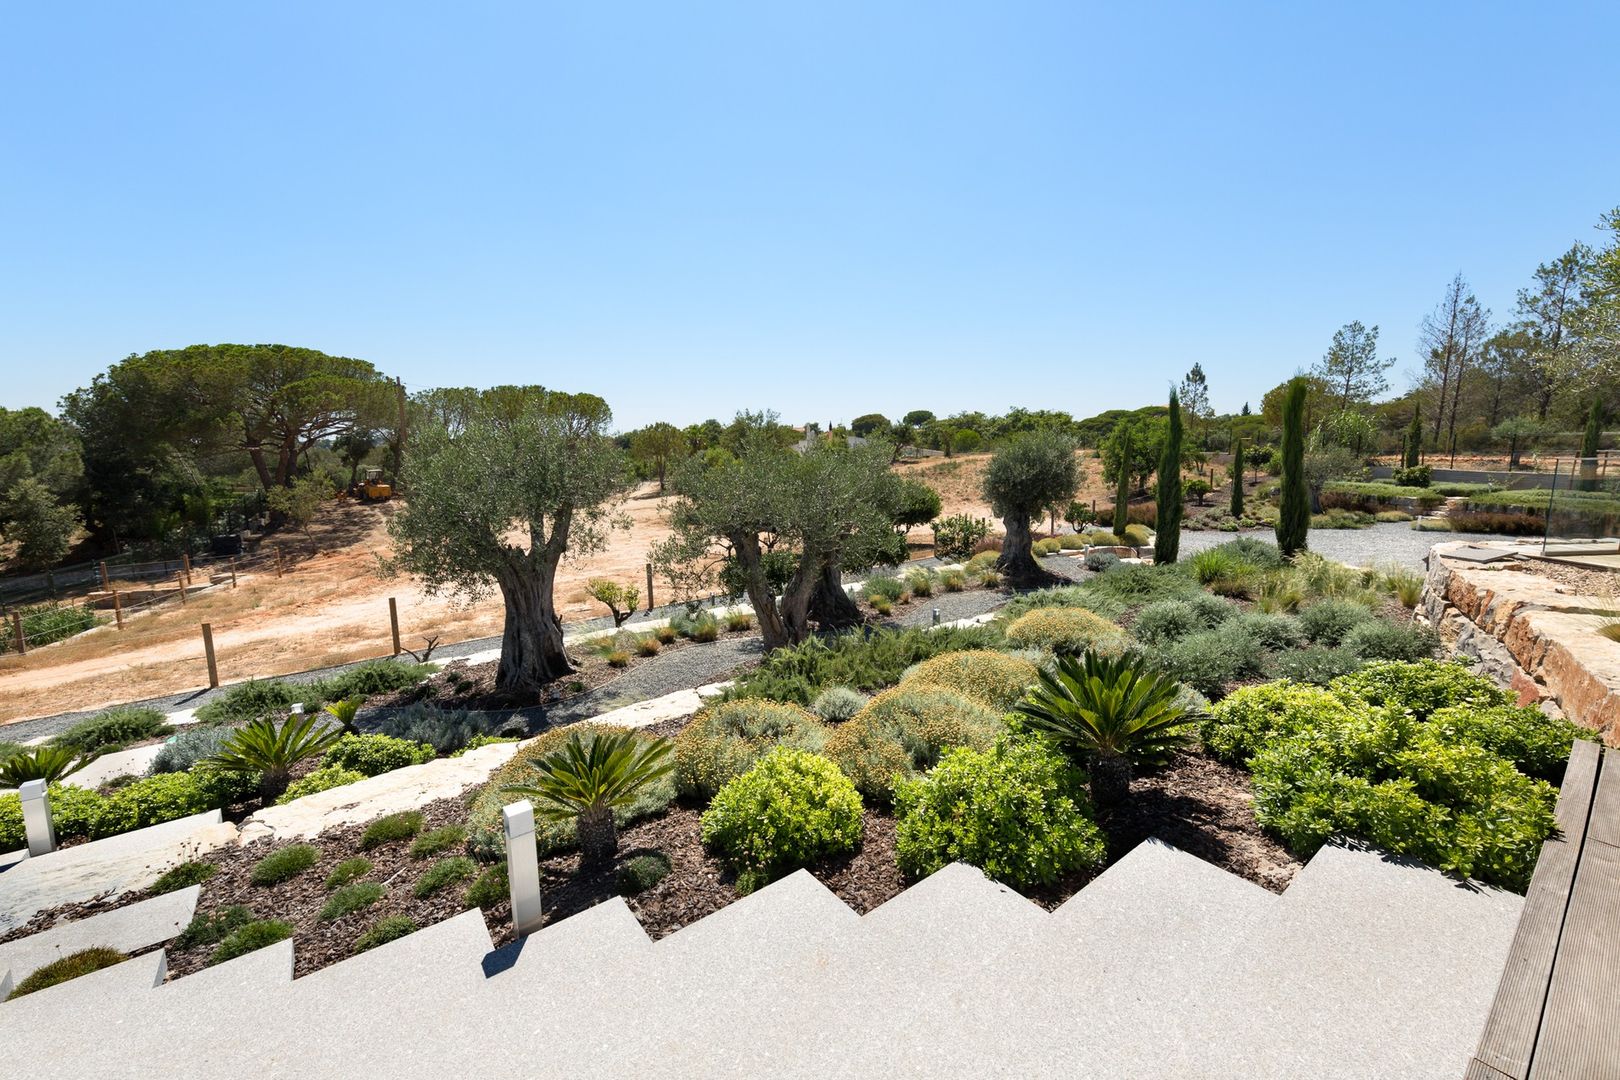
[1015,651,1197,768]
[410,824,468,859]
[1004,607,1127,655]
[7,947,128,1000]
[318,697,365,735]
[1391,465,1432,488]
[1298,599,1375,646]
[149,860,218,895]
[276,765,365,805]
[372,704,517,756]
[353,915,418,954]
[319,882,385,921]
[1340,619,1438,662]
[0,784,106,849]
[725,624,1003,705]
[1268,645,1364,685]
[931,514,991,561]
[194,679,302,726]
[617,852,672,895]
[1154,389,1183,563]
[209,713,345,799]
[700,748,863,893]
[210,919,295,965]
[1032,538,1062,556]
[465,864,509,909]
[674,700,826,802]
[1230,439,1245,517]
[904,568,936,597]
[899,649,1040,711]
[266,473,330,530]
[984,431,1081,578]
[250,844,321,886]
[1225,612,1306,652]
[0,745,95,786]
[149,726,237,774]
[863,574,908,603]
[52,707,168,755]
[586,578,640,626]
[0,603,100,656]
[323,733,436,777]
[503,730,673,860]
[824,686,1003,801]
[1429,704,1594,782]
[176,905,255,950]
[1329,660,1514,719]
[1083,549,1120,571]
[360,811,424,850]
[1121,523,1153,547]
[1151,627,1263,699]
[323,856,374,891]
[1203,681,1359,764]
[1132,600,1202,645]
[89,770,244,839]
[809,686,870,723]
[894,738,1106,890]
[413,856,477,898]
[1276,377,1310,556]
[308,661,438,704]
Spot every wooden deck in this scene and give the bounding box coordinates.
[1465,738,1619,1079]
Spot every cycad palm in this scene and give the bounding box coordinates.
[1013,650,1197,807]
[0,745,95,787]
[208,714,343,801]
[322,697,365,735]
[503,730,673,863]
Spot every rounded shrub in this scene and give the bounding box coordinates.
[1132,600,1201,646]
[149,860,218,895]
[209,920,294,966]
[965,551,1001,577]
[893,738,1106,891]
[319,882,384,921]
[1032,538,1063,556]
[149,726,237,774]
[276,765,365,805]
[1185,592,1237,628]
[809,686,870,723]
[323,857,373,891]
[323,734,436,777]
[1202,681,1360,764]
[898,649,1039,711]
[1329,659,1514,720]
[1429,704,1594,782]
[250,843,321,886]
[1224,612,1306,653]
[1004,607,1127,656]
[1340,619,1439,663]
[1298,599,1375,646]
[824,686,1003,801]
[672,699,827,803]
[700,748,863,893]
[7,947,128,1000]
[1121,523,1153,547]
[51,707,168,755]
[1267,645,1363,685]
[617,852,672,895]
[863,574,907,603]
[359,811,424,850]
[1151,628,1263,699]
[466,723,675,860]
[1083,550,1120,572]
[413,856,476,899]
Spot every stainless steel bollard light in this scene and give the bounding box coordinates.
[20,779,57,856]
[932,607,941,626]
[502,800,544,936]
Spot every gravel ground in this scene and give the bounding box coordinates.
[1176,522,1502,572]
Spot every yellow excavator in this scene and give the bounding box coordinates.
[350,467,393,502]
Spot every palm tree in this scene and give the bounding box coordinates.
[1013,650,1197,807]
[208,714,344,801]
[502,730,672,863]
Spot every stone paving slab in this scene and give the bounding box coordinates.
[0,884,198,985]
[0,949,166,1024]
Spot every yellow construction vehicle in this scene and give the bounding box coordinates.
[352,468,393,502]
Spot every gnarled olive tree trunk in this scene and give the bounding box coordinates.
[729,532,790,650]
[493,548,575,690]
[809,558,862,628]
[997,511,1043,586]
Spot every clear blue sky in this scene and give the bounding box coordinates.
[2,2,1616,430]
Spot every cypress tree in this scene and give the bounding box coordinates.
[1154,389,1184,564]
[1404,405,1422,469]
[1277,377,1310,557]
[1580,399,1604,490]
[1112,426,1131,537]
[1229,438,1245,519]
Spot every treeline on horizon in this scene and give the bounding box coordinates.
[0,204,1615,574]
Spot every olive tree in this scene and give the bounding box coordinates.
[385,388,629,690]
[984,431,1079,586]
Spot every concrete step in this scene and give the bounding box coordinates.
[0,884,199,987]
[0,950,167,1036]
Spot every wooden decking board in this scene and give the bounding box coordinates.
[1467,739,1601,1080]
[1584,739,1620,849]
[1527,838,1620,1079]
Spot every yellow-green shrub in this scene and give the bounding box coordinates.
[672,699,827,802]
[1003,607,1126,656]
[825,686,1002,800]
[899,649,1039,710]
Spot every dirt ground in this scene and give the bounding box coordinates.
[893,450,1112,544]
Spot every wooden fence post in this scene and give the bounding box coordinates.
[176,571,187,607]
[645,563,655,611]
[181,553,192,584]
[112,588,124,629]
[99,560,110,591]
[230,558,238,589]
[11,612,24,655]
[388,597,402,657]
[201,623,219,688]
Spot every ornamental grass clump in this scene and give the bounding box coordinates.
[898,649,1040,711]
[410,824,468,859]
[7,948,128,1000]
[672,699,827,802]
[353,915,417,954]
[320,882,385,921]
[700,748,863,894]
[360,811,424,850]
[250,843,321,886]
[893,737,1105,890]
[210,920,294,966]
[824,686,1003,801]
[502,729,673,863]
[149,860,218,895]
[413,856,477,898]
[1013,651,1198,806]
[324,857,373,891]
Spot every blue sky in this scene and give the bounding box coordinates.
[2,2,1616,430]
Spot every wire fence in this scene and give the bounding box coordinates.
[1543,454,1620,556]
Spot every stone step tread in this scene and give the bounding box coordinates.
[0,884,199,985]
[0,950,167,1031]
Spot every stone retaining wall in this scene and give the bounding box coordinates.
[1422,542,1620,744]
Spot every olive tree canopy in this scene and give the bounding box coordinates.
[983,431,1079,586]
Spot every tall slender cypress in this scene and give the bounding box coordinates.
[1112,426,1131,538]
[1229,438,1245,519]
[1404,405,1422,469]
[1580,399,1604,490]
[1277,377,1310,557]
[1154,389,1184,564]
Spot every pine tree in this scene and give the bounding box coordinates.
[1154,389,1183,564]
[1229,439,1245,519]
[1276,378,1310,557]
[1112,426,1131,537]
[1404,405,1422,469]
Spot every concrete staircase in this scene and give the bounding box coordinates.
[0,839,1521,1079]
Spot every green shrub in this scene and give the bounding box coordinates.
[1268,645,1363,685]
[410,824,468,859]
[1151,627,1262,699]
[194,679,302,726]
[810,686,869,722]
[0,784,106,849]
[276,765,365,805]
[323,733,436,777]
[319,882,384,921]
[1225,612,1305,652]
[1311,509,1376,529]
[1058,534,1087,551]
[0,603,101,657]
[6,947,128,1000]
[932,514,990,560]
[323,856,373,891]
[413,856,476,898]
[466,864,509,908]
[700,748,863,893]
[466,723,674,861]
[824,687,1003,801]
[372,705,516,756]
[1202,681,1360,764]
[673,699,828,802]
[0,745,98,787]
[965,550,1001,577]
[725,624,1004,705]
[1428,704,1594,782]
[1186,592,1237,628]
[149,860,218,895]
[176,905,255,950]
[618,852,672,895]
[1004,607,1127,655]
[1298,599,1374,646]
[864,574,907,603]
[89,771,220,839]
[149,726,237,773]
[208,714,344,801]
[1083,550,1120,572]
[210,920,294,965]
[360,811,424,850]
[1341,619,1438,662]
[305,660,435,704]
[671,610,719,640]
[353,915,417,954]
[1132,600,1201,645]
[1121,523,1153,547]
[898,649,1039,711]
[1032,538,1063,556]
[1391,465,1432,488]
[250,843,321,885]
[893,738,1106,891]
[1330,660,1513,720]
[52,707,168,754]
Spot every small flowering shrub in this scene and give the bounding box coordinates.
[700,748,863,893]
